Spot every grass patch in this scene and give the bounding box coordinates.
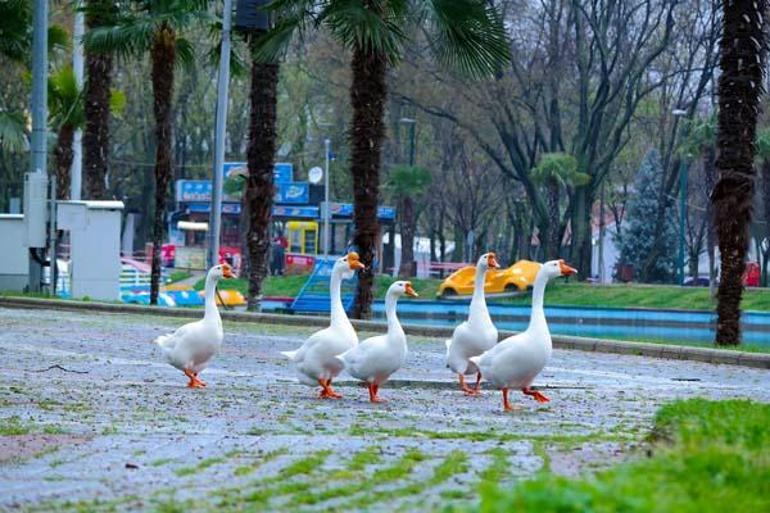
[0,416,66,436]
[174,456,227,477]
[475,399,770,512]
[166,270,193,284]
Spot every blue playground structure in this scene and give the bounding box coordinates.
[291,257,358,314]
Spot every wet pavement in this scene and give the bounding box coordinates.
[0,306,768,512]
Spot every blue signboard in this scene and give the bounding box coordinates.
[328,202,395,220]
[274,162,293,183]
[274,182,309,204]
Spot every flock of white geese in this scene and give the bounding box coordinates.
[155,252,577,411]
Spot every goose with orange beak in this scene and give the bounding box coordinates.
[469,259,577,411]
[155,263,235,388]
[445,252,500,395]
[336,281,418,403]
[281,252,364,399]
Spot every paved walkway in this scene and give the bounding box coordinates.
[0,307,768,512]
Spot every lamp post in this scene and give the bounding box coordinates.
[672,108,688,285]
[207,0,233,269]
[323,138,331,258]
[400,117,416,165]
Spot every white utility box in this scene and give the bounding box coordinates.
[0,214,29,290]
[24,171,48,248]
[57,200,124,301]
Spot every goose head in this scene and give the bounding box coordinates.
[336,251,366,279]
[389,280,419,298]
[540,259,577,280]
[476,252,501,271]
[209,263,235,280]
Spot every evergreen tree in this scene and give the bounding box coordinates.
[617,150,677,283]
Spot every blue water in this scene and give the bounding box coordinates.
[368,300,770,346]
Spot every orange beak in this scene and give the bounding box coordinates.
[558,260,577,276]
[405,282,419,297]
[347,251,365,270]
[222,264,235,279]
[487,253,500,269]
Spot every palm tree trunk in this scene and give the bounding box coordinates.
[545,177,560,260]
[149,24,176,305]
[397,196,416,278]
[54,124,74,200]
[245,41,279,312]
[712,1,766,345]
[350,45,387,319]
[83,0,113,200]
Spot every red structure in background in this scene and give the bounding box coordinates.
[743,261,760,287]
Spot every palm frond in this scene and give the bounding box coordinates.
[319,0,407,63]
[0,0,31,62]
[247,14,306,63]
[175,37,196,71]
[48,66,85,130]
[0,110,28,152]
[48,24,71,53]
[109,89,127,118]
[424,0,510,78]
[84,16,158,59]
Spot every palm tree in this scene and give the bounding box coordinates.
[386,164,431,278]
[712,1,767,345]
[244,31,280,312]
[82,0,118,200]
[86,0,210,305]
[531,153,588,260]
[48,67,84,200]
[257,0,509,318]
[756,128,770,286]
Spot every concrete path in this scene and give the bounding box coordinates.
[0,306,768,513]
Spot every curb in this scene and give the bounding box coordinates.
[1,296,768,370]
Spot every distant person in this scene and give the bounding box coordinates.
[272,235,286,276]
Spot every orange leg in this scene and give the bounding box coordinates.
[193,372,207,387]
[318,379,341,399]
[368,383,386,403]
[502,388,514,411]
[183,369,205,388]
[458,374,478,396]
[522,387,550,403]
[472,372,482,394]
[326,378,343,399]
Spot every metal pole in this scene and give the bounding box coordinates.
[31,0,48,177]
[323,138,331,258]
[207,0,233,270]
[678,158,688,285]
[71,9,84,200]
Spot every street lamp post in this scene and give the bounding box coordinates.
[672,108,688,286]
[323,139,331,258]
[207,0,233,270]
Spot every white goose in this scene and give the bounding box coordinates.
[336,281,418,403]
[281,252,364,399]
[445,252,500,395]
[155,263,234,388]
[470,259,577,411]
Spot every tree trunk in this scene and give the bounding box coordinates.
[149,25,176,305]
[83,0,113,200]
[569,185,593,277]
[54,124,74,200]
[245,41,280,312]
[712,1,766,345]
[397,196,415,278]
[349,44,387,319]
[545,177,560,260]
